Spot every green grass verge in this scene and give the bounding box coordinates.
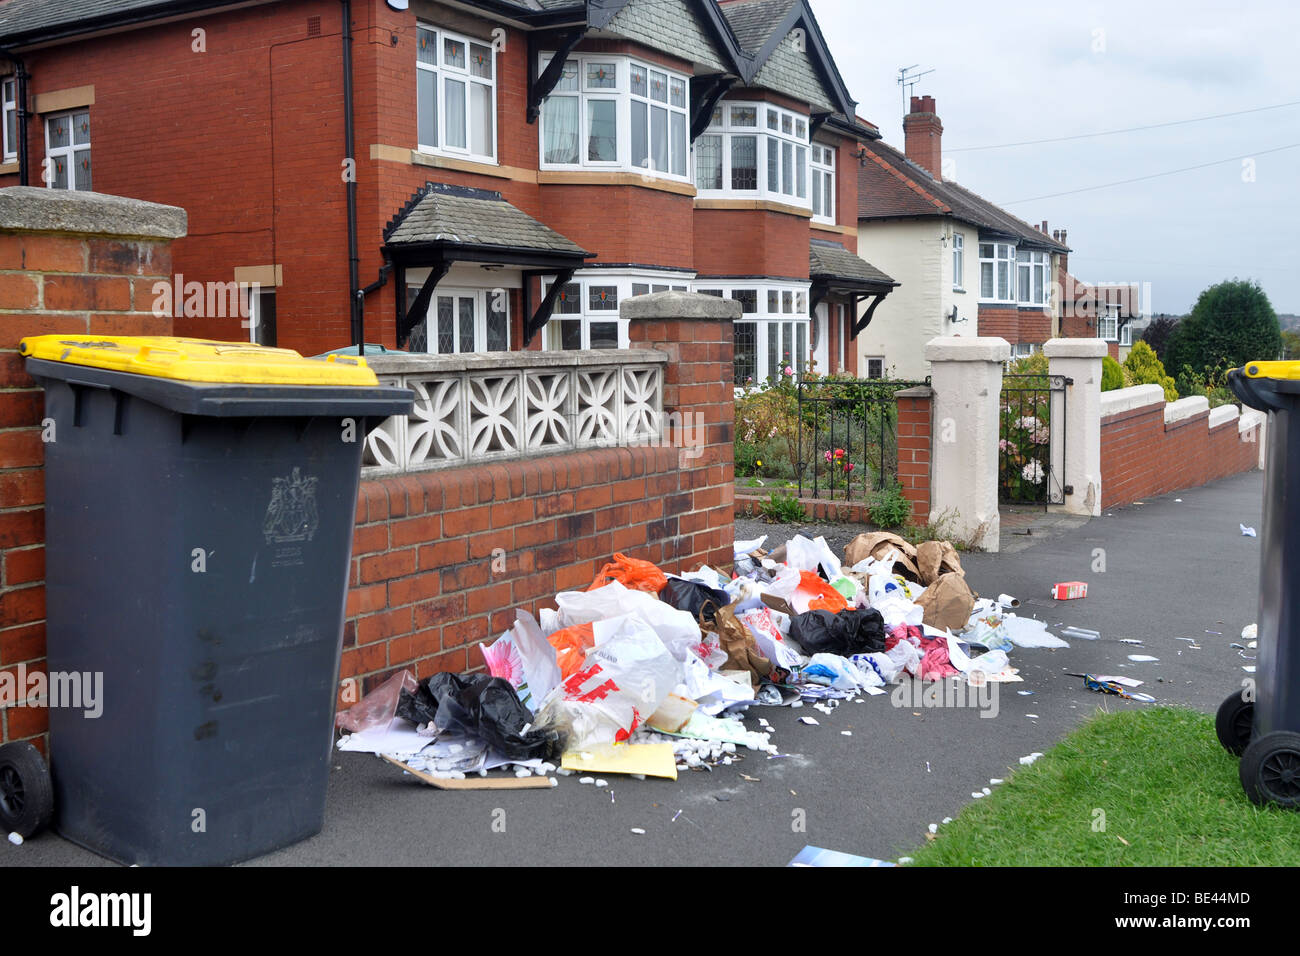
[909,706,1300,866]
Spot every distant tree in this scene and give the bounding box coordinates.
[1123,340,1178,402]
[1282,329,1300,359]
[1139,315,1181,362]
[1165,279,1281,376]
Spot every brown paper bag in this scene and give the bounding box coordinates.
[713,605,772,690]
[844,531,920,581]
[916,540,965,586]
[916,572,976,631]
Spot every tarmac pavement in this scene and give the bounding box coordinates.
[6,470,1266,867]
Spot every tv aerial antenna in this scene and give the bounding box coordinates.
[897,65,935,114]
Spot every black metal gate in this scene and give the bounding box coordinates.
[999,373,1069,506]
[796,378,928,501]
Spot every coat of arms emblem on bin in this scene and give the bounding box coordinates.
[263,467,320,544]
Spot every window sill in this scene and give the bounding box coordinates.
[370,144,538,183]
[952,286,966,294]
[694,197,812,219]
[0,160,18,176]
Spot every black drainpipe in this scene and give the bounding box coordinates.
[1,49,30,186]
[341,0,362,354]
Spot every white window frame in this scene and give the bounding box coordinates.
[542,270,691,351]
[408,286,511,354]
[952,232,964,291]
[1016,249,1050,306]
[694,100,811,209]
[697,279,811,383]
[2,78,16,164]
[538,54,690,182]
[1098,305,1119,342]
[416,24,498,164]
[978,241,1016,303]
[810,141,835,225]
[865,357,885,380]
[1119,319,1132,347]
[44,109,90,192]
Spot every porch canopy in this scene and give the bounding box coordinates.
[809,239,898,337]
[384,182,593,348]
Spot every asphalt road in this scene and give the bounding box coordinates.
[6,471,1265,868]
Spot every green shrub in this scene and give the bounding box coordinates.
[760,491,806,523]
[1122,340,1178,402]
[867,482,912,529]
[1101,355,1125,391]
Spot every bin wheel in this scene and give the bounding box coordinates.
[1216,690,1256,756]
[0,742,54,839]
[1240,731,1300,809]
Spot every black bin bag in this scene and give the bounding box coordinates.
[789,608,887,657]
[397,673,558,761]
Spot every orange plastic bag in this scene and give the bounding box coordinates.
[547,622,595,679]
[801,570,848,613]
[588,552,668,594]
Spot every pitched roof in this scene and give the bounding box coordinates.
[858,139,1068,253]
[385,183,590,257]
[809,239,895,287]
[718,0,796,50]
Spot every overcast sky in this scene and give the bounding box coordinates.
[816,0,1300,316]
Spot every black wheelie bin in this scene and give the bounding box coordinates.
[1217,360,1300,808]
[2,335,412,864]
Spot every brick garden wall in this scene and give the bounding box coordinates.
[336,292,737,704]
[0,188,184,750]
[1100,394,1262,509]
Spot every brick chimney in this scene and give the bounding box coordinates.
[903,95,943,179]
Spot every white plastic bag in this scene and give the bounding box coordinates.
[533,615,682,749]
[679,653,755,715]
[785,534,843,580]
[739,606,804,670]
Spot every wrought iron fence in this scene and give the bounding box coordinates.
[796,378,929,501]
[999,373,1068,505]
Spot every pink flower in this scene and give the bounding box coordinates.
[783,365,794,376]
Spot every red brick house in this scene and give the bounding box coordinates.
[0,0,894,383]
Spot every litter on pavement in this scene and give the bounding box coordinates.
[335,533,1083,788]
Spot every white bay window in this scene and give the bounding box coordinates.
[696,281,810,383]
[811,143,835,224]
[539,54,690,181]
[978,241,1015,303]
[694,101,811,209]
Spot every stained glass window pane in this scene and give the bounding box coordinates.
[731,289,757,314]
[630,64,647,97]
[555,282,581,314]
[443,37,465,69]
[437,297,455,354]
[458,296,475,352]
[417,28,437,66]
[767,138,778,191]
[650,71,667,103]
[72,112,90,146]
[73,149,91,191]
[670,77,686,108]
[48,115,69,149]
[731,135,757,190]
[695,134,722,190]
[587,62,616,89]
[589,285,618,310]
[734,321,757,385]
[470,43,493,79]
[732,106,757,127]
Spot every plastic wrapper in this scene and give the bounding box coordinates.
[679,653,755,714]
[659,577,730,626]
[395,672,558,760]
[335,669,418,733]
[480,610,562,711]
[739,606,803,670]
[532,615,681,750]
[588,552,668,593]
[784,534,843,580]
[547,621,596,679]
[801,653,882,693]
[789,608,887,657]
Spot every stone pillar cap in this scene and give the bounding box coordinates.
[923,336,1010,362]
[0,186,187,240]
[621,290,741,320]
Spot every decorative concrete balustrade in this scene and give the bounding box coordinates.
[362,350,667,475]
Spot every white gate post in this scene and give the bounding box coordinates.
[924,336,1009,551]
[1043,337,1106,516]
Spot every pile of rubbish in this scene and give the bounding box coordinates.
[335,533,1070,787]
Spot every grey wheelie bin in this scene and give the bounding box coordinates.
[7,335,412,865]
[1216,360,1300,808]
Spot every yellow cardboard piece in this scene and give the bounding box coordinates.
[560,743,678,780]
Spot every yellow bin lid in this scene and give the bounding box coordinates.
[18,335,379,386]
[1243,361,1300,381]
